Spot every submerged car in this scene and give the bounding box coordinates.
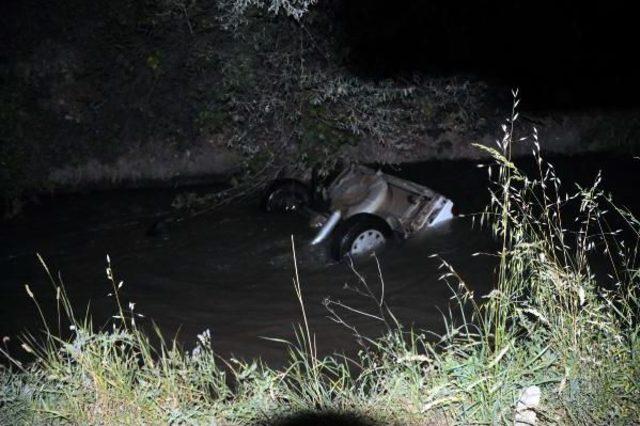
[263,164,456,260]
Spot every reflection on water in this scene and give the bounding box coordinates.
[1,154,638,365]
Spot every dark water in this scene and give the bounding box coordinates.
[1,154,638,365]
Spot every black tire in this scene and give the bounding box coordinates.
[262,179,310,213]
[331,214,393,260]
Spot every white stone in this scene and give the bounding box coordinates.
[514,385,541,426]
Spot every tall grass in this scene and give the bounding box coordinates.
[2,95,639,424]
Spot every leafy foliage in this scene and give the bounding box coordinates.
[217,0,318,29]
[2,101,639,424]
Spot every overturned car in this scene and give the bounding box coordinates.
[263,164,456,260]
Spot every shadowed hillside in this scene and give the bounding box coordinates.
[1,0,638,211]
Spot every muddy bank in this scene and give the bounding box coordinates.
[45,108,640,192]
[343,108,640,164]
[47,143,242,191]
[3,1,638,199]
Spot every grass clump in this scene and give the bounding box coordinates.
[2,95,639,424]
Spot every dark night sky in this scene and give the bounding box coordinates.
[338,1,639,110]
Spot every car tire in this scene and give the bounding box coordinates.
[331,214,393,260]
[262,179,310,213]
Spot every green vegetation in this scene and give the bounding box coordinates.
[2,105,639,424]
[1,0,487,213]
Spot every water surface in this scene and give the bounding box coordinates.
[1,154,637,365]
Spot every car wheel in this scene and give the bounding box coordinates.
[331,214,393,260]
[262,179,310,213]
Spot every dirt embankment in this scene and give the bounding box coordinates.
[2,1,638,198]
[44,108,640,191]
